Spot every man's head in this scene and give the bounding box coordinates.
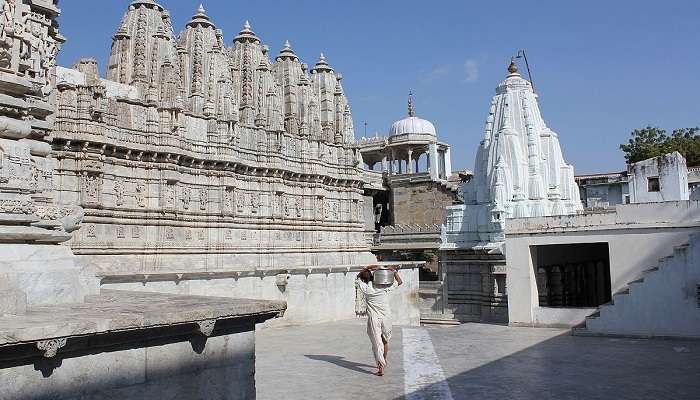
[358,269,372,284]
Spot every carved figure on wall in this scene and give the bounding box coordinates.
[135,182,146,207]
[181,186,191,210]
[250,192,259,213]
[236,191,245,214]
[82,174,102,204]
[199,188,207,210]
[114,178,125,206]
[223,187,234,213]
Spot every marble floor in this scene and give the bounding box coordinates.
[256,319,700,400]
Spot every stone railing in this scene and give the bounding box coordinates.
[358,136,387,146]
[380,224,441,235]
[364,170,386,188]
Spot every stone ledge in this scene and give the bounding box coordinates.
[97,261,425,284]
[0,290,286,347]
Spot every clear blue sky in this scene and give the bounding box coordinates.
[57,0,700,174]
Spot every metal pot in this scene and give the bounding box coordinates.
[372,268,395,285]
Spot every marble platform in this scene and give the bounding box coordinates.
[0,290,285,400]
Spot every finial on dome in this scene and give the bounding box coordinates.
[234,20,259,43]
[408,91,416,117]
[312,52,334,73]
[197,4,205,14]
[508,58,519,74]
[277,40,298,61]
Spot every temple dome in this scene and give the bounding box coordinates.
[389,94,436,136]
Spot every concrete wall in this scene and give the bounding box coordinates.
[101,267,421,327]
[0,328,256,400]
[506,201,700,327]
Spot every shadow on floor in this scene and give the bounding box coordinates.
[395,330,700,400]
[305,354,376,375]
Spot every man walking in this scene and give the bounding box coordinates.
[356,265,402,376]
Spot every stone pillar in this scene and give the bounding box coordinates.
[407,148,414,174]
[444,147,452,179]
[428,143,439,180]
[382,155,387,172]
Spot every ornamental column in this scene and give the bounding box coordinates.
[407,148,414,174]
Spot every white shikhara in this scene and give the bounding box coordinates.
[443,61,583,249]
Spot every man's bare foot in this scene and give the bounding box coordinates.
[376,367,384,377]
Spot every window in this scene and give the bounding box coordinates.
[647,177,660,192]
[624,195,631,204]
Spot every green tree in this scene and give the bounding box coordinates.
[620,126,700,166]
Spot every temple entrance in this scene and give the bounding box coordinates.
[532,243,612,308]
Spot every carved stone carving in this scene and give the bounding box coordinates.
[181,186,191,210]
[114,178,125,206]
[81,173,102,206]
[47,3,373,271]
[135,183,147,207]
[196,319,216,337]
[199,188,207,210]
[37,338,67,358]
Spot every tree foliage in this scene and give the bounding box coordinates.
[620,126,700,166]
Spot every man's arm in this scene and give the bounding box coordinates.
[391,265,403,286]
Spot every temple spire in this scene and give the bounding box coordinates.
[408,91,416,117]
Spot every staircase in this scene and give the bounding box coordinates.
[576,233,700,338]
[419,281,460,325]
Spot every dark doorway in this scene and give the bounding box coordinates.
[372,191,391,232]
[532,243,612,308]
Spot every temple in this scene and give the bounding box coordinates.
[50,0,421,328]
[443,60,583,251]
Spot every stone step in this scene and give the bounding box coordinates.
[642,266,659,274]
[420,316,460,326]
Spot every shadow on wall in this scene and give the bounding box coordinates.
[610,226,699,295]
[396,330,700,400]
[0,320,255,400]
[692,187,700,201]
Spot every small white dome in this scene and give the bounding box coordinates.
[390,93,437,136]
[390,116,436,136]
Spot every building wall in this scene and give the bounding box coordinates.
[0,328,256,400]
[100,267,421,327]
[505,201,700,327]
[439,250,508,323]
[391,180,456,226]
[629,152,689,203]
[585,232,700,337]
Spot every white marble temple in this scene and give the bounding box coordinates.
[443,61,583,250]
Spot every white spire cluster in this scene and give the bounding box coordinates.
[443,61,583,249]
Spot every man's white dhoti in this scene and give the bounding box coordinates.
[356,278,398,369]
[367,315,392,368]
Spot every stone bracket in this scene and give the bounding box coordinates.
[36,338,67,358]
[196,319,217,337]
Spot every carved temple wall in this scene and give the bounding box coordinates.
[49,1,375,276]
